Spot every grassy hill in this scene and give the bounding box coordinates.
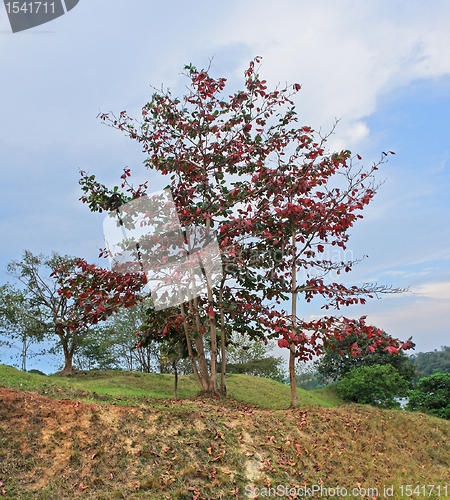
[1,364,449,499]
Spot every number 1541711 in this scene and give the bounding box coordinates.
[5,2,55,14]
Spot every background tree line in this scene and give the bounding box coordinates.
[1,250,449,420]
[0,251,285,383]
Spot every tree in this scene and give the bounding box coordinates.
[218,332,286,383]
[5,250,145,375]
[0,283,48,371]
[72,326,121,371]
[336,364,410,408]
[409,346,450,377]
[295,362,323,390]
[90,298,160,373]
[225,62,414,406]
[407,373,450,420]
[79,57,413,404]
[158,330,194,398]
[315,329,417,386]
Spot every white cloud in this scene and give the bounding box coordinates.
[213,0,450,146]
[413,281,450,301]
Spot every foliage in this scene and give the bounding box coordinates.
[72,326,121,371]
[0,282,48,371]
[315,329,417,386]
[4,250,145,375]
[220,358,286,383]
[225,331,276,364]
[407,372,450,420]
[295,362,324,390]
[336,364,410,408]
[409,346,450,377]
[27,368,47,376]
[88,298,159,374]
[79,57,412,405]
[219,331,286,382]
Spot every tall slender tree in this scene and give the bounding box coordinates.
[79,57,413,402]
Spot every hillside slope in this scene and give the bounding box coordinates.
[0,368,449,499]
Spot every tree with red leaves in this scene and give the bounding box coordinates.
[79,57,413,403]
[235,124,414,406]
[52,258,146,374]
[4,250,145,375]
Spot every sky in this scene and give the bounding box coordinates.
[0,0,449,373]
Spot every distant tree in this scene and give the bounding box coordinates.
[158,331,195,398]
[217,332,286,383]
[407,373,450,420]
[295,362,323,390]
[99,298,160,373]
[0,283,49,371]
[5,250,145,375]
[72,326,120,371]
[336,364,410,409]
[409,346,450,377]
[315,329,417,387]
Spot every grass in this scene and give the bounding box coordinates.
[1,364,450,500]
[0,364,342,409]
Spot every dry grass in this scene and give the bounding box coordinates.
[1,382,449,499]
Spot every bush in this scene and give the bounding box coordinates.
[218,357,286,383]
[407,373,450,420]
[336,364,410,408]
[27,369,47,376]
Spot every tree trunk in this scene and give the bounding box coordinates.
[59,345,74,376]
[290,227,299,407]
[56,325,74,376]
[173,360,178,399]
[204,218,219,395]
[193,335,210,391]
[219,282,227,395]
[289,343,298,407]
[180,300,205,389]
[21,335,28,372]
[185,238,211,392]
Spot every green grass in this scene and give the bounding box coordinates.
[0,364,344,409]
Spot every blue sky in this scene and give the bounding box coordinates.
[1,0,449,372]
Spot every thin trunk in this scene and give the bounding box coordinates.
[190,295,210,387]
[202,218,218,394]
[180,300,206,390]
[207,317,218,394]
[186,230,211,391]
[219,281,227,395]
[290,228,299,407]
[21,335,27,372]
[173,360,178,399]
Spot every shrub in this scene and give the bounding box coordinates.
[27,369,47,376]
[336,364,409,408]
[407,373,450,420]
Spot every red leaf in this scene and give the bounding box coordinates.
[278,339,289,348]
